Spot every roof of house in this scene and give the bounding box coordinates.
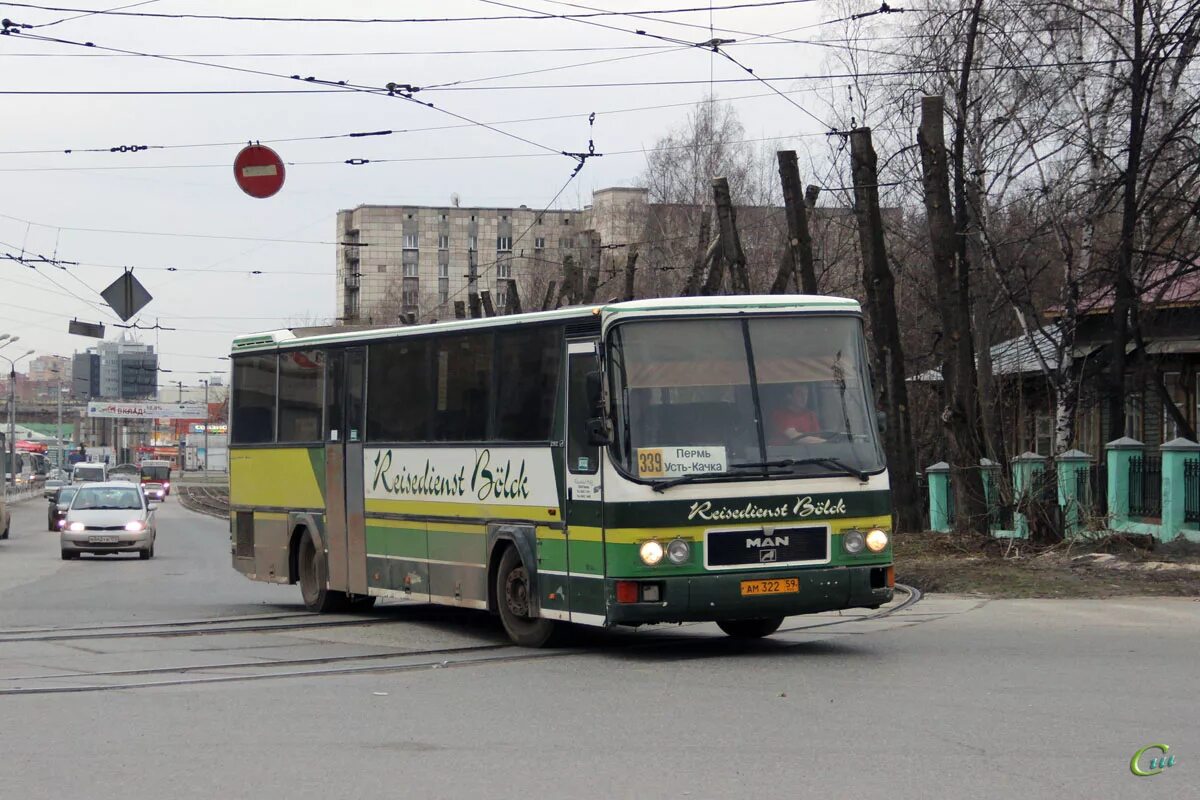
[910,326,1060,382]
[1049,261,1200,316]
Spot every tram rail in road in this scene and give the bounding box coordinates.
[0,586,922,696]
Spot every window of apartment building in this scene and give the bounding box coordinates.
[562,216,570,225]
[438,262,449,278]
[440,213,448,221]
[496,236,512,251]
[403,233,419,250]
[438,278,449,304]
[401,277,420,308]
[495,283,509,309]
[558,237,573,250]
[402,262,419,278]
[534,236,545,250]
[438,234,449,250]
[496,258,512,279]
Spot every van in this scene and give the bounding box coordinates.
[71,462,108,484]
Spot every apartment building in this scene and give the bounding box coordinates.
[336,202,590,325]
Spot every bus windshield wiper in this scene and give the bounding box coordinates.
[651,466,797,493]
[730,457,871,483]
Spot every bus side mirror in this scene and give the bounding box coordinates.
[587,418,612,447]
[585,370,611,446]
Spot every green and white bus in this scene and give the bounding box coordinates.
[228,295,894,646]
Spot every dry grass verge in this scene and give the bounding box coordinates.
[895,531,1200,598]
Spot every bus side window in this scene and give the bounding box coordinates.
[567,352,599,474]
[231,355,277,445]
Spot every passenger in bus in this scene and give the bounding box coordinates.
[769,383,825,445]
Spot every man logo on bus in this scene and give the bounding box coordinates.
[1130,744,1176,777]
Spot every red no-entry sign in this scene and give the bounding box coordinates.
[233,144,286,198]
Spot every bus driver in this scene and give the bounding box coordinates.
[770,383,824,444]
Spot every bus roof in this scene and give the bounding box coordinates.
[229,294,861,355]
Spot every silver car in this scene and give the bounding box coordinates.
[42,479,65,499]
[61,482,158,560]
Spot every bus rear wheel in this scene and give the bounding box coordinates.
[297,529,350,613]
[496,546,557,648]
[717,617,784,639]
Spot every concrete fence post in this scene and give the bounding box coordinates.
[1056,449,1093,539]
[1159,438,1200,543]
[979,458,1001,532]
[1106,437,1144,531]
[1011,452,1047,539]
[927,461,951,533]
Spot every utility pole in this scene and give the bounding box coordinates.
[848,127,922,533]
[201,379,210,475]
[56,372,63,476]
[771,150,819,295]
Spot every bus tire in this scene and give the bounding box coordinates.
[717,617,784,639]
[495,545,557,648]
[297,529,350,613]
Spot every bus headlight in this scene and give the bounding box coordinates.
[842,530,865,554]
[666,538,690,564]
[639,540,664,566]
[865,529,889,552]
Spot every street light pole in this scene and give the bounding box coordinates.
[201,379,210,474]
[1,341,36,489]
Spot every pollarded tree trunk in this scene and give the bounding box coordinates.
[848,127,923,533]
[918,96,987,533]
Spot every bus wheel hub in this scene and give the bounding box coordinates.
[505,567,531,618]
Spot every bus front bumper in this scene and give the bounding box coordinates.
[605,564,893,626]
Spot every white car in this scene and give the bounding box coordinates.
[61,482,158,560]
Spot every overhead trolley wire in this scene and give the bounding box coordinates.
[2,0,825,25]
[2,29,585,164]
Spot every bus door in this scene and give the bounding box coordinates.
[563,341,604,622]
[324,347,369,596]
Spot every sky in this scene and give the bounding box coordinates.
[0,0,871,386]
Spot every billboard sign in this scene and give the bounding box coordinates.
[87,401,207,420]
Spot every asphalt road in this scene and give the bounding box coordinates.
[0,494,1196,800]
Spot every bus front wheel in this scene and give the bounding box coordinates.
[717,617,784,639]
[297,529,350,613]
[496,546,557,648]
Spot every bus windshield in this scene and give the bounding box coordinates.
[607,315,886,482]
